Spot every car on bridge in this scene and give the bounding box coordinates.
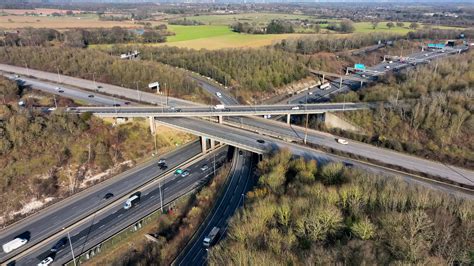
[175,168,184,176]
[337,138,349,145]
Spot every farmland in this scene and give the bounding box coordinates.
[0,14,140,29]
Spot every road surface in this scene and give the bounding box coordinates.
[3,64,472,188]
[72,103,367,117]
[0,141,202,263]
[8,147,231,266]
[287,45,469,104]
[176,150,257,266]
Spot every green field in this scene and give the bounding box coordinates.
[189,12,315,26]
[167,25,235,42]
[353,21,462,34]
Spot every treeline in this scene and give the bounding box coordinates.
[407,28,474,40]
[276,32,401,54]
[168,18,204,26]
[326,19,355,33]
[0,47,205,101]
[1,26,170,47]
[111,45,308,101]
[331,52,473,168]
[210,151,473,265]
[231,20,294,34]
[276,28,470,55]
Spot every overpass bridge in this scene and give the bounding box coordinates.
[71,103,368,123]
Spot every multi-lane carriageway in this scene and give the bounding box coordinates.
[1,43,473,264]
[1,63,473,189]
[1,143,234,265]
[72,103,367,118]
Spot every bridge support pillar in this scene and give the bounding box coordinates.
[339,77,343,89]
[218,115,223,124]
[210,139,216,150]
[287,114,291,124]
[201,136,207,154]
[149,116,156,135]
[322,74,325,83]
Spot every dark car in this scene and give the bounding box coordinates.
[158,159,166,166]
[257,139,265,144]
[159,164,168,170]
[88,94,94,98]
[113,104,121,107]
[58,89,64,93]
[103,193,114,200]
[50,237,68,252]
[124,101,131,105]
[239,150,243,156]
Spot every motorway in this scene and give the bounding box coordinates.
[72,103,367,117]
[9,147,231,266]
[2,73,123,106]
[3,65,473,187]
[157,116,474,188]
[0,64,195,107]
[0,141,202,264]
[176,150,257,266]
[287,45,469,104]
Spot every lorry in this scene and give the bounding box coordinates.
[123,192,141,210]
[203,227,220,247]
[214,104,225,110]
[2,238,28,253]
[319,82,331,90]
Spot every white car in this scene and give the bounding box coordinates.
[38,257,53,266]
[385,66,391,69]
[388,60,393,64]
[337,138,349,145]
[291,106,300,110]
[215,92,222,98]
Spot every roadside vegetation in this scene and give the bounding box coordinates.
[112,45,309,102]
[90,162,232,265]
[0,46,208,103]
[210,151,474,265]
[328,51,473,168]
[0,77,192,225]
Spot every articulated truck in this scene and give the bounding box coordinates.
[2,238,28,253]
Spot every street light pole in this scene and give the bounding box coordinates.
[66,230,76,266]
[136,81,140,102]
[56,67,61,83]
[159,181,163,213]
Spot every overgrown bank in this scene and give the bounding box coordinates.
[0,77,193,224]
[210,151,473,265]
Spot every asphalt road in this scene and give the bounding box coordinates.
[11,147,231,266]
[158,116,474,188]
[0,141,202,264]
[0,64,196,107]
[73,102,367,117]
[7,65,473,188]
[189,76,239,106]
[287,45,469,104]
[167,77,474,189]
[2,72,123,106]
[176,150,257,266]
